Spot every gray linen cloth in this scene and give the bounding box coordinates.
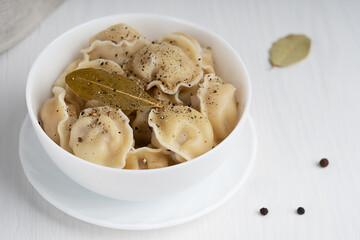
[0,0,64,53]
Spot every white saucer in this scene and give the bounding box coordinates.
[19,114,257,230]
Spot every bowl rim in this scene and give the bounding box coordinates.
[26,13,252,174]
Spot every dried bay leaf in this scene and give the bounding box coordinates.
[65,68,162,110]
[269,34,311,67]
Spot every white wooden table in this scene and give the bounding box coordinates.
[1,0,360,239]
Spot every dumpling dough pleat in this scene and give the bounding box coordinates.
[82,24,149,66]
[69,107,134,168]
[197,74,237,144]
[124,147,175,169]
[149,105,214,161]
[147,86,182,106]
[40,86,77,152]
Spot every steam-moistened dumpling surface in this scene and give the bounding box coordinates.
[149,105,214,161]
[82,24,149,66]
[124,147,175,169]
[127,40,203,94]
[197,74,238,144]
[40,87,77,152]
[69,107,133,168]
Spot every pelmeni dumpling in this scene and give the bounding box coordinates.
[197,74,237,144]
[162,32,215,74]
[69,107,133,168]
[201,47,215,74]
[149,105,214,161]
[77,58,125,75]
[124,147,175,169]
[54,59,82,88]
[82,100,135,117]
[84,100,139,115]
[160,32,202,60]
[127,36,203,94]
[82,24,149,66]
[40,86,77,152]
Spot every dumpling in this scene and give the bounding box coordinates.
[89,24,144,46]
[160,32,202,61]
[126,33,203,94]
[53,59,82,88]
[69,107,134,168]
[197,74,237,144]
[82,24,149,66]
[131,108,152,146]
[201,47,215,74]
[149,105,214,161]
[40,86,77,152]
[77,58,125,75]
[162,32,215,74]
[124,147,175,169]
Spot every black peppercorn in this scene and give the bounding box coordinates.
[297,207,305,215]
[319,158,329,168]
[260,207,268,216]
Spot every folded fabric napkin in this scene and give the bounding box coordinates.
[0,0,64,53]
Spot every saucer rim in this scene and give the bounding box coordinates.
[19,114,257,230]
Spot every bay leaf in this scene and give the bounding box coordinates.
[65,68,162,110]
[269,34,311,67]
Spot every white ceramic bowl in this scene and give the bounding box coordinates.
[26,14,251,201]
